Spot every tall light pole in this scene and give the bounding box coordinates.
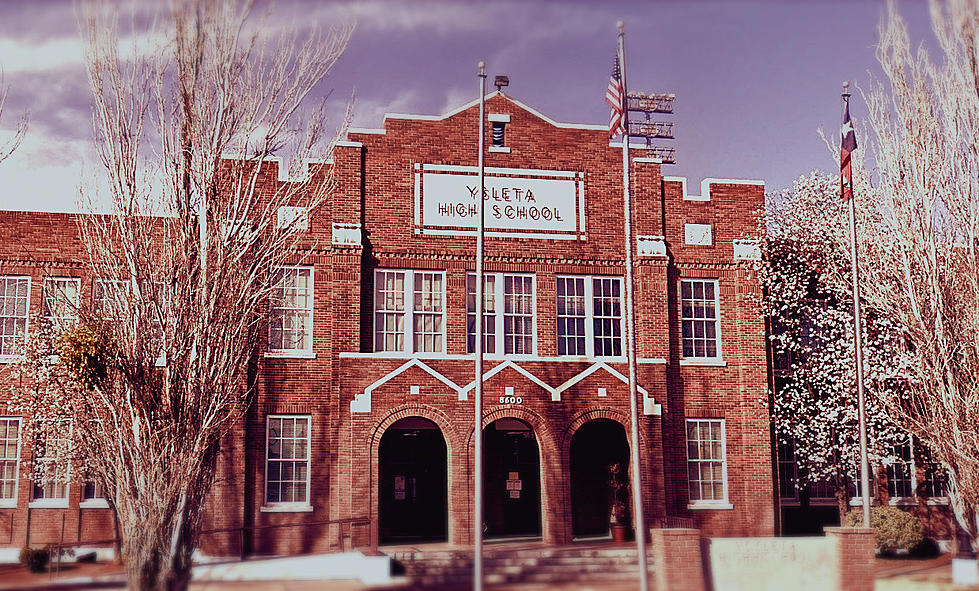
[473,60,487,591]
[617,20,650,591]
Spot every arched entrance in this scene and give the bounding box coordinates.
[378,417,448,543]
[483,417,542,538]
[569,418,630,537]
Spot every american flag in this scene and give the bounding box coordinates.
[606,55,625,138]
[841,99,857,201]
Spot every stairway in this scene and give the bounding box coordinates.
[389,541,655,588]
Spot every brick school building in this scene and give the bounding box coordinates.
[0,91,772,557]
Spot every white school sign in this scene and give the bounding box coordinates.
[414,164,584,238]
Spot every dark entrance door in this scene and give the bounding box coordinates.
[483,418,541,538]
[570,419,630,537]
[378,417,447,543]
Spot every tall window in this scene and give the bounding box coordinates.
[686,418,727,505]
[269,267,313,353]
[43,278,80,333]
[467,273,536,356]
[776,438,799,502]
[923,458,949,499]
[0,276,30,357]
[680,279,721,360]
[887,438,915,500]
[373,270,445,353]
[0,419,20,506]
[93,279,128,319]
[556,276,623,357]
[265,416,310,506]
[32,421,70,505]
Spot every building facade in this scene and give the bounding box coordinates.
[0,92,773,556]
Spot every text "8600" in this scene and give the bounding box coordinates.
[499,396,523,404]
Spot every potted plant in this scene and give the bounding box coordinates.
[608,463,631,542]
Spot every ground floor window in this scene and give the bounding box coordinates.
[686,418,727,507]
[265,415,311,507]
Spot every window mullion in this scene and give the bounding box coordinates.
[584,277,595,358]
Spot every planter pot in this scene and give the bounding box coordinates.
[610,524,630,542]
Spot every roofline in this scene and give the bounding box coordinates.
[381,91,609,131]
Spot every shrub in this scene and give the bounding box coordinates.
[19,547,49,573]
[843,506,924,552]
[910,537,941,558]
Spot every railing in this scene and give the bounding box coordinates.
[45,515,373,580]
[656,516,695,529]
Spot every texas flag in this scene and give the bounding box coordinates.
[841,100,857,201]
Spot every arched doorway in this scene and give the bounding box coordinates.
[378,417,448,543]
[569,418,630,538]
[483,417,542,538]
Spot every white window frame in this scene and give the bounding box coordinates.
[30,420,71,509]
[887,435,917,505]
[0,276,30,361]
[80,479,109,509]
[92,279,129,320]
[555,275,625,360]
[373,270,447,355]
[685,418,732,510]
[0,418,21,508]
[43,277,81,330]
[262,415,313,512]
[267,266,314,358]
[679,278,724,365]
[467,272,537,358]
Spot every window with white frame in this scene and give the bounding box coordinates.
[0,419,20,504]
[556,276,623,357]
[0,276,30,357]
[923,459,949,499]
[32,420,70,504]
[43,278,80,333]
[467,273,536,355]
[373,270,445,353]
[887,438,915,500]
[776,438,799,502]
[686,419,727,505]
[82,480,105,502]
[93,279,128,319]
[265,416,310,506]
[680,279,721,360]
[269,267,313,353]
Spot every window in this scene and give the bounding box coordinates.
[0,419,20,506]
[0,276,29,357]
[686,419,728,507]
[556,276,623,357]
[265,416,310,507]
[373,270,445,353]
[269,267,313,354]
[467,273,536,356]
[776,438,798,502]
[923,460,949,499]
[887,438,915,501]
[680,279,721,360]
[43,278,80,333]
[93,279,128,319]
[32,421,70,506]
[492,122,506,147]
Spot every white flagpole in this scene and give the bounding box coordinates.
[618,20,650,591]
[843,81,871,529]
[474,60,487,591]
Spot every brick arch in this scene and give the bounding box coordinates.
[368,404,457,544]
[560,407,642,452]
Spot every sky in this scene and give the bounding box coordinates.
[0,0,934,213]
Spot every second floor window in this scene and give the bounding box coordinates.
[270,267,313,353]
[374,270,445,353]
[556,276,623,357]
[43,278,80,333]
[681,279,721,360]
[467,273,536,355]
[0,276,29,357]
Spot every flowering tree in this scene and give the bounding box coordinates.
[4,2,351,589]
[859,0,979,547]
[757,170,912,521]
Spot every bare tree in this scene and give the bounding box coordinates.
[6,1,351,589]
[859,0,979,547]
[0,71,28,163]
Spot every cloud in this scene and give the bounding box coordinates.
[351,88,423,127]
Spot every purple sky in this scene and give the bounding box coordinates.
[0,0,932,212]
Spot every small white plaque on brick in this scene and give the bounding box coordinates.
[277,206,309,230]
[684,223,712,246]
[332,222,362,246]
[637,235,667,257]
[733,239,761,261]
